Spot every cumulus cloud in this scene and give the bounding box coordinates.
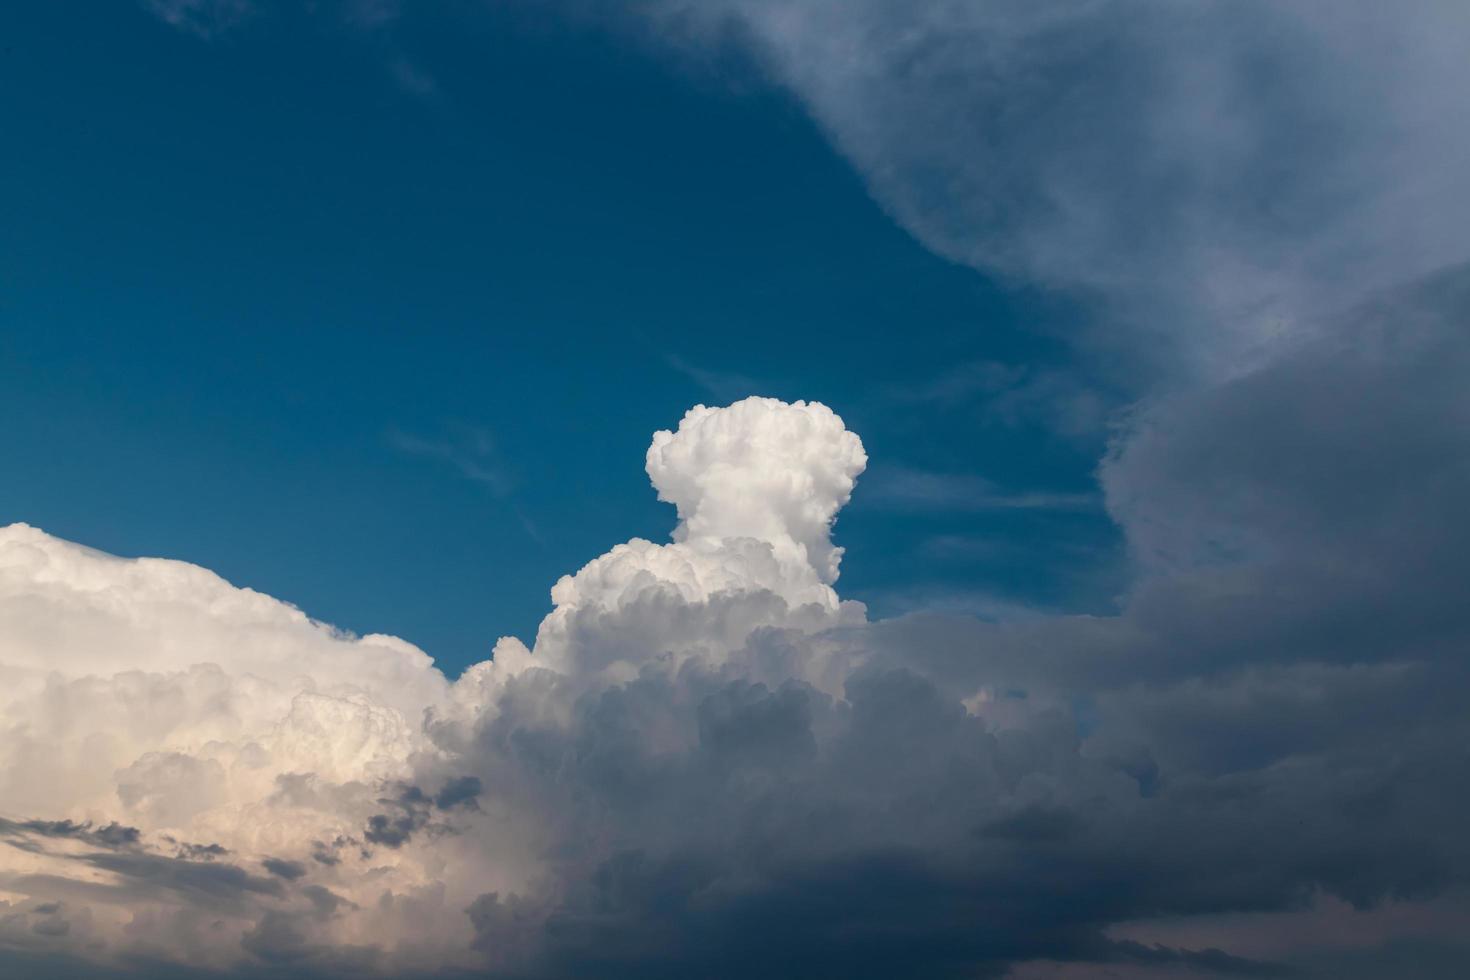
[101,3,1470,975]
[645,397,865,591]
[0,397,871,973]
[3,385,1468,976]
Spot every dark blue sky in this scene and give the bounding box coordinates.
[1,1,1120,672]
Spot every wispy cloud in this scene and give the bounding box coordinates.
[386,423,512,496]
[887,360,1115,440]
[142,0,438,99]
[663,353,765,404]
[859,464,1099,513]
[386,423,541,541]
[888,360,1024,408]
[341,0,402,30]
[857,583,1060,623]
[142,0,255,39]
[388,57,438,98]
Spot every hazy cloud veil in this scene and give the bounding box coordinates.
[651,0,1470,369]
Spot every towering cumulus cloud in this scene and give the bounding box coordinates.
[4,387,1469,978]
[0,398,867,974]
[111,4,1470,976]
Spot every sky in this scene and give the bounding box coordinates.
[1,0,1120,670]
[2,1,1470,978]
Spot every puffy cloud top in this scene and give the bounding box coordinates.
[532,399,867,684]
[646,397,867,588]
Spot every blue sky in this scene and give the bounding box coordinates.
[2,1,1120,672]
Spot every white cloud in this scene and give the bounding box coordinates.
[0,397,871,972]
[646,397,865,591]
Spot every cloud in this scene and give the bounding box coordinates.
[0,819,140,850]
[0,397,871,973]
[662,353,766,404]
[885,360,1116,442]
[386,423,515,497]
[262,857,307,880]
[644,0,1470,373]
[141,0,256,38]
[386,422,543,541]
[1101,264,1470,582]
[89,3,1470,975]
[139,0,1470,377]
[433,776,483,811]
[644,396,866,590]
[860,464,1098,513]
[4,376,1469,975]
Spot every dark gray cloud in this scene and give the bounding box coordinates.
[433,776,483,811]
[361,777,481,849]
[77,851,286,907]
[440,266,1470,978]
[0,819,141,850]
[261,857,307,881]
[464,834,1298,979]
[362,813,423,850]
[308,836,356,867]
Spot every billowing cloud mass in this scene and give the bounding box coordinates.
[4,380,1469,976]
[27,2,1470,977]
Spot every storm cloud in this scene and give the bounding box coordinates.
[10,1,1470,976]
[4,362,1469,976]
